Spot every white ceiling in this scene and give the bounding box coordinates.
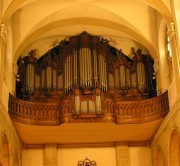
[1,0,171,60]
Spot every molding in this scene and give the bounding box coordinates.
[23,141,150,149]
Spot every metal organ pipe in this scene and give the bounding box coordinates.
[80,49,84,86]
[84,48,87,86]
[93,50,98,87]
[79,48,92,87]
[73,50,78,86]
[87,48,91,87]
[41,69,45,89]
[104,61,107,92]
[98,54,107,92]
[46,66,52,89]
[115,68,119,88]
[126,68,130,87]
[137,62,146,91]
[53,69,56,89]
[67,55,69,92]
[26,64,34,93]
[120,65,125,88]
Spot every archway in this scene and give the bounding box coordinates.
[169,129,180,166]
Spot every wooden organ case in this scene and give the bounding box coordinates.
[16,31,157,120]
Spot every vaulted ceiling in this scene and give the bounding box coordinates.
[1,0,172,61]
[1,0,172,145]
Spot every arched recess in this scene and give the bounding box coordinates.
[154,146,165,166]
[158,18,172,90]
[169,128,180,166]
[0,133,11,166]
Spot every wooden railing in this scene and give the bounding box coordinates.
[114,90,169,124]
[8,91,169,125]
[9,94,59,125]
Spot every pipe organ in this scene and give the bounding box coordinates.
[16,32,156,115]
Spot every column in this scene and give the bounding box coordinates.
[167,22,180,92]
[0,23,7,99]
[44,144,58,166]
[116,142,130,166]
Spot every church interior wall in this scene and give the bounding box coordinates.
[0,0,180,166]
[21,145,152,166]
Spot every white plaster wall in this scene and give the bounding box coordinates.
[22,149,43,166]
[130,147,152,166]
[21,146,154,166]
[11,1,158,58]
[58,147,116,166]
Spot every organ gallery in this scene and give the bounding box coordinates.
[10,31,166,125]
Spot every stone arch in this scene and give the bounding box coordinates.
[169,128,180,166]
[0,132,11,166]
[154,146,165,166]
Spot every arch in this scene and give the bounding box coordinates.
[13,17,158,62]
[0,132,11,166]
[169,128,180,166]
[154,146,165,166]
[2,0,171,25]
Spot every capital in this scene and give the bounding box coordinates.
[167,22,175,41]
[0,23,7,41]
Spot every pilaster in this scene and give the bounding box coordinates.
[44,144,58,166]
[116,142,131,166]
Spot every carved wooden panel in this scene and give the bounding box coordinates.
[9,90,169,125]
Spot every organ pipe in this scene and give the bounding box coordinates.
[26,64,34,93]
[46,66,52,89]
[120,65,125,88]
[137,62,146,91]
[17,32,156,103]
[93,50,98,86]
